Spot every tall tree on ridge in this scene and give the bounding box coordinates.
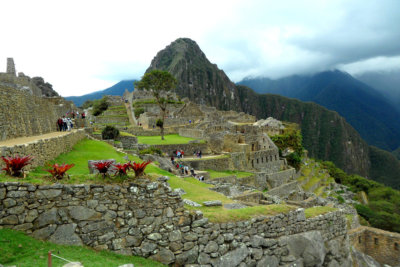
[135,70,177,140]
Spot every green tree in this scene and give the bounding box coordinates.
[135,70,177,140]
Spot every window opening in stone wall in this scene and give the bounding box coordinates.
[374,238,378,245]
[252,144,255,151]
[257,158,259,164]
[261,157,264,163]
[358,236,361,243]
[275,155,277,160]
[252,160,254,167]
[395,242,399,251]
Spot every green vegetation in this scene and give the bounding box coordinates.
[0,228,165,267]
[139,147,163,156]
[119,131,135,137]
[206,169,253,179]
[101,125,120,140]
[134,107,145,118]
[92,96,109,116]
[304,206,337,218]
[137,134,204,145]
[271,127,303,170]
[188,204,294,223]
[322,161,400,233]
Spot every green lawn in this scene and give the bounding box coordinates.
[304,206,337,218]
[0,228,165,267]
[137,134,205,145]
[206,169,254,179]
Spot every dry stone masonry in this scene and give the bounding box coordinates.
[0,178,351,266]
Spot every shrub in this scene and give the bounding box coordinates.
[336,195,345,204]
[139,147,163,156]
[102,126,120,140]
[92,97,109,116]
[286,152,301,171]
[156,119,163,128]
[114,162,131,177]
[130,160,151,177]
[93,160,114,178]
[46,163,75,180]
[134,107,145,118]
[1,155,33,177]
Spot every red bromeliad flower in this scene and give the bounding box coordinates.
[46,163,75,180]
[114,162,131,177]
[1,155,33,177]
[129,160,151,177]
[93,160,114,178]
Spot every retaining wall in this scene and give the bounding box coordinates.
[0,129,86,169]
[0,85,75,141]
[0,179,348,266]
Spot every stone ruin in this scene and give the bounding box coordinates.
[0,58,58,97]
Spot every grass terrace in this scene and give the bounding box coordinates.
[137,134,205,145]
[0,228,165,267]
[206,169,254,179]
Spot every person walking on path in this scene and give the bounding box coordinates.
[57,118,63,131]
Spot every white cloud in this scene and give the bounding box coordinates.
[1,0,399,96]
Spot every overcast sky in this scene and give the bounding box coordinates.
[1,0,399,96]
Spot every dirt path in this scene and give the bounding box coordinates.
[0,130,78,147]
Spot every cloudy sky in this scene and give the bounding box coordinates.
[1,0,399,96]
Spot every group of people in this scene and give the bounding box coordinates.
[173,150,185,158]
[67,111,86,119]
[57,116,73,131]
[194,150,202,158]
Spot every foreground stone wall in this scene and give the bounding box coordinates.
[0,129,86,169]
[0,179,349,266]
[0,85,75,141]
[349,226,400,266]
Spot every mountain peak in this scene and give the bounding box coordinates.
[146,38,241,111]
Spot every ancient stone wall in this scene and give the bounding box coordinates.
[181,156,233,171]
[0,178,349,266]
[249,149,280,170]
[151,143,210,156]
[0,86,75,140]
[349,226,400,266]
[178,128,205,139]
[0,129,86,169]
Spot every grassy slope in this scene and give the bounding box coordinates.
[0,228,164,267]
[137,134,205,145]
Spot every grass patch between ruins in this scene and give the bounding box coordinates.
[137,134,205,145]
[0,228,165,267]
[186,204,295,223]
[304,206,337,218]
[206,169,254,179]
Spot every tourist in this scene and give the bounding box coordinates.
[198,150,202,158]
[190,168,195,177]
[57,118,63,131]
[171,156,175,165]
[67,118,72,131]
[181,150,184,158]
[62,116,68,131]
[177,150,181,159]
[82,112,85,119]
[184,165,189,175]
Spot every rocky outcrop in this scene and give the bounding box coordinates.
[146,38,242,112]
[31,76,59,97]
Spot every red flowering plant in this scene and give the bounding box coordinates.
[46,163,75,180]
[129,160,152,178]
[114,162,131,178]
[92,160,114,179]
[1,155,33,177]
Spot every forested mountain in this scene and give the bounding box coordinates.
[65,80,135,107]
[146,37,400,189]
[238,71,400,151]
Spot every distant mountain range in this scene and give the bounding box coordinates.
[237,71,400,152]
[65,80,136,107]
